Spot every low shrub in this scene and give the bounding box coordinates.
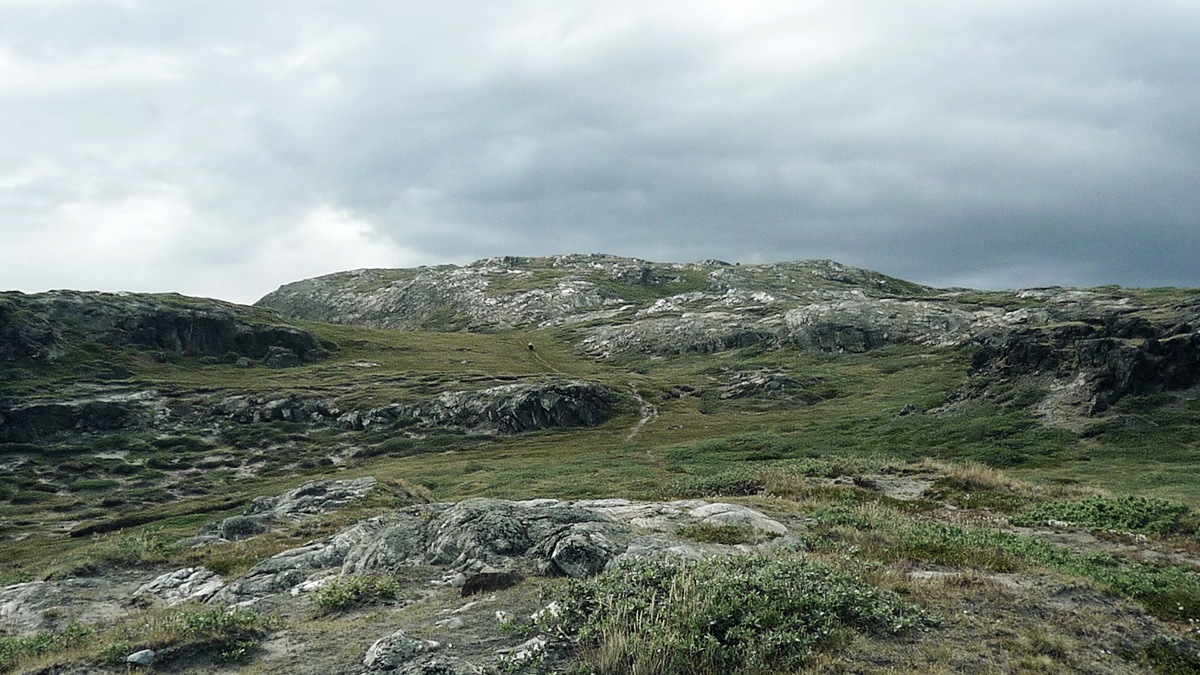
[1010,495,1194,536]
[555,556,934,675]
[0,623,92,672]
[311,574,400,613]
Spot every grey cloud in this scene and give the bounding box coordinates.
[1,1,1197,301]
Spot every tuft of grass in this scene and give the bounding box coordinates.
[311,574,400,614]
[1129,634,1200,674]
[83,527,180,568]
[674,522,779,546]
[555,555,934,675]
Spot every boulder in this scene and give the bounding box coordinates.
[126,649,156,666]
[362,630,442,672]
[461,570,523,597]
[263,346,302,369]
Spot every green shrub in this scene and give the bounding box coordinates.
[0,623,92,671]
[556,556,933,674]
[176,609,272,663]
[311,574,400,613]
[1011,496,1193,536]
[665,468,764,498]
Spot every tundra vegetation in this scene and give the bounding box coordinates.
[3,255,1200,673]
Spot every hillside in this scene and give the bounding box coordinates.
[3,256,1200,673]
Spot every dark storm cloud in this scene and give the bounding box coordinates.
[0,0,1196,302]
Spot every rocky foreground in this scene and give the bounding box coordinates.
[2,477,797,673]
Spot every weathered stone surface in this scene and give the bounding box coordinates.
[200,477,386,542]
[969,321,1200,411]
[263,346,302,368]
[213,380,615,436]
[211,496,787,605]
[0,581,53,634]
[134,567,224,606]
[0,290,332,365]
[0,391,166,442]
[362,630,442,672]
[460,570,523,597]
[720,370,803,399]
[0,573,151,637]
[126,649,156,666]
[399,380,615,435]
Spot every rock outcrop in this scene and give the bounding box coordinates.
[214,380,616,436]
[211,496,788,606]
[257,255,969,356]
[970,319,1200,412]
[0,390,167,442]
[0,290,333,368]
[193,477,394,544]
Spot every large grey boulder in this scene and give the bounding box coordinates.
[360,630,480,675]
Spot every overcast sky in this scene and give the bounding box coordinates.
[2,0,1197,304]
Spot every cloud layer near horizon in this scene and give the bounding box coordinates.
[2,0,1197,303]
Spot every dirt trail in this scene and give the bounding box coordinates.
[524,340,565,376]
[625,385,658,442]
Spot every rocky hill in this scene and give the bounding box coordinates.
[4,257,1200,673]
[260,254,1200,415]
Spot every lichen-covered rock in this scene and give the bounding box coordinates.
[720,370,803,399]
[399,380,616,435]
[212,380,615,436]
[362,630,443,673]
[210,496,787,605]
[969,322,1200,411]
[134,567,224,606]
[263,346,302,368]
[199,477,388,542]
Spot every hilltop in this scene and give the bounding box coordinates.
[3,256,1200,673]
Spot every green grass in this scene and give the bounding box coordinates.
[807,501,1200,622]
[0,623,93,672]
[1011,495,1196,536]
[0,608,275,672]
[555,555,935,675]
